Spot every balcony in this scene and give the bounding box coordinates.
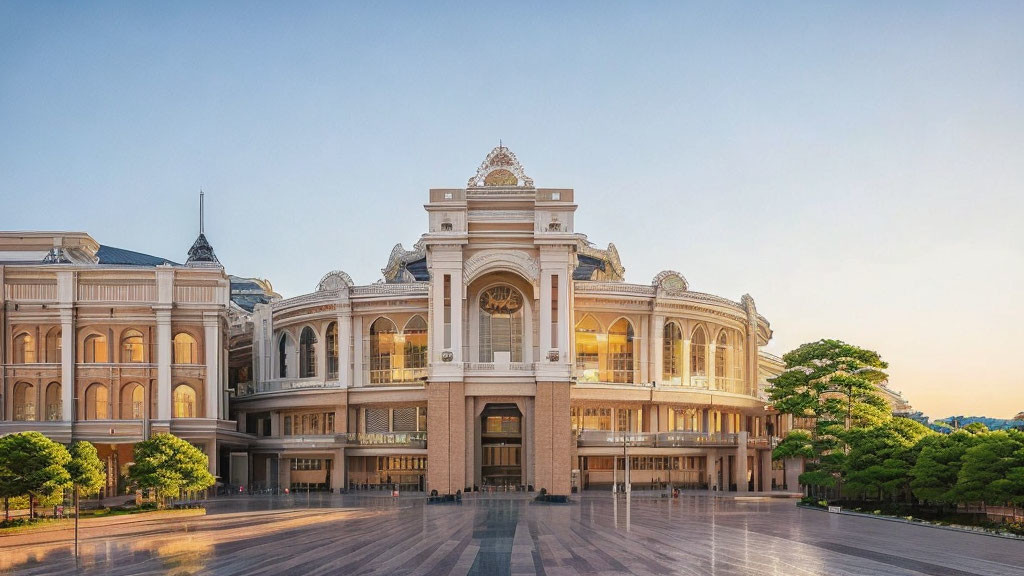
[237,377,343,397]
[576,430,740,448]
[344,432,427,449]
[363,367,428,387]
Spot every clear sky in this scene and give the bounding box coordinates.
[2,2,1022,418]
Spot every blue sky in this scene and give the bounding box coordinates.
[2,2,1022,418]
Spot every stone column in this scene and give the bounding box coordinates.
[722,453,731,491]
[338,311,352,385]
[539,271,552,356]
[205,440,217,475]
[426,381,465,495]
[556,270,569,360]
[785,457,804,492]
[708,342,717,390]
[682,336,691,387]
[352,316,363,386]
[331,449,345,493]
[450,268,463,362]
[652,315,664,384]
[736,431,748,492]
[761,449,773,492]
[638,315,648,384]
[60,309,74,421]
[156,309,172,420]
[204,314,219,419]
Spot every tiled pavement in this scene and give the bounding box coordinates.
[2,493,1022,575]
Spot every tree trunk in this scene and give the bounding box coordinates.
[29,494,35,519]
[4,496,8,521]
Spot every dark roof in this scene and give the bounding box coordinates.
[96,245,178,267]
[229,276,274,312]
[406,257,430,281]
[573,254,606,280]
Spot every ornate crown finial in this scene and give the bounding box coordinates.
[467,144,534,188]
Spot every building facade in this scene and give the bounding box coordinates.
[230,147,791,496]
[0,228,250,496]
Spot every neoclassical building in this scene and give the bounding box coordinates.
[229,147,791,496]
[0,224,253,496]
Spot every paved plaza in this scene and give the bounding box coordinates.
[1,493,1022,575]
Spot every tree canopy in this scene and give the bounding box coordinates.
[128,434,215,502]
[0,432,72,516]
[66,441,106,497]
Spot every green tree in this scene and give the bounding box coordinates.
[0,432,71,519]
[66,441,106,500]
[910,430,978,509]
[767,339,891,496]
[953,431,1024,505]
[843,417,933,502]
[128,434,215,506]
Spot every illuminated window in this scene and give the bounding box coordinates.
[277,333,291,378]
[173,384,196,418]
[85,383,108,420]
[121,329,144,363]
[83,334,108,363]
[690,326,707,377]
[45,327,61,363]
[173,332,198,364]
[369,317,397,384]
[326,322,339,379]
[608,319,634,384]
[13,333,36,364]
[574,315,601,382]
[663,322,683,383]
[715,331,728,386]
[299,326,317,378]
[478,285,524,363]
[123,383,145,419]
[403,316,428,371]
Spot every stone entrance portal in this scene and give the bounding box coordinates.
[479,403,523,487]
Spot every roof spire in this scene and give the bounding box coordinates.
[186,188,220,267]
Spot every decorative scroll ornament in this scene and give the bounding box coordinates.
[652,270,689,295]
[381,241,426,282]
[463,250,540,285]
[576,239,626,281]
[479,285,524,315]
[441,351,454,362]
[467,145,534,188]
[41,247,71,264]
[317,270,355,292]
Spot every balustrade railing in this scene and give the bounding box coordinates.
[576,430,740,448]
[237,377,343,397]
[344,431,426,448]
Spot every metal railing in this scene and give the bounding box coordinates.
[344,432,427,448]
[237,377,344,397]
[576,430,740,448]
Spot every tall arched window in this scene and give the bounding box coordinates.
[326,322,339,379]
[277,333,292,378]
[122,383,145,419]
[83,334,108,363]
[690,326,707,378]
[608,318,634,383]
[13,382,36,420]
[403,316,428,374]
[45,382,61,421]
[121,329,145,363]
[85,383,108,420]
[715,331,728,387]
[478,285,524,363]
[173,333,198,364]
[369,318,398,384]
[173,384,197,418]
[299,326,317,378]
[575,315,601,382]
[45,328,61,363]
[663,322,683,384]
[13,333,35,364]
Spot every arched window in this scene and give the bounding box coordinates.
[608,318,634,383]
[575,315,601,382]
[299,326,317,378]
[690,326,707,378]
[45,328,61,363]
[478,285,524,363]
[45,382,61,421]
[122,383,145,419]
[173,385,196,418]
[326,322,339,379]
[173,333,198,364]
[83,334,108,363]
[121,329,145,363]
[715,331,728,386]
[277,333,291,378]
[85,383,108,420]
[13,382,36,421]
[369,318,398,384]
[663,322,683,384]
[403,316,428,373]
[13,333,35,364]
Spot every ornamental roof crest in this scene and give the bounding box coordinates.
[652,270,689,295]
[317,270,355,292]
[467,144,534,188]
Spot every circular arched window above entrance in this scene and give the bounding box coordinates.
[479,285,524,315]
